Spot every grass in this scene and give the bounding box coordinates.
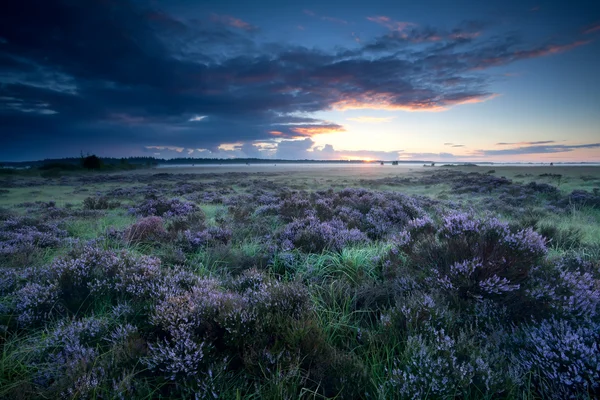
[64,211,136,240]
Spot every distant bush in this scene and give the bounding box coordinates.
[81,154,103,170]
[82,196,120,210]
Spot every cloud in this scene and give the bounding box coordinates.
[444,143,465,147]
[275,138,316,159]
[367,16,416,32]
[496,141,556,145]
[583,23,600,35]
[274,139,404,160]
[210,14,258,31]
[289,123,346,136]
[479,143,600,156]
[0,0,593,160]
[347,116,395,123]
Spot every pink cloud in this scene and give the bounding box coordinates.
[210,14,257,31]
[514,40,591,59]
[367,16,416,31]
[583,24,600,35]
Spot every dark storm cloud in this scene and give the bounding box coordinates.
[0,0,595,159]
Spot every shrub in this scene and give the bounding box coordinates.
[82,196,120,210]
[180,226,232,252]
[124,216,167,244]
[129,197,199,218]
[514,318,600,399]
[279,214,368,253]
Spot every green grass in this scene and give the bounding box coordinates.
[64,211,136,240]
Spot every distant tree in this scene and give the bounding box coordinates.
[82,154,102,170]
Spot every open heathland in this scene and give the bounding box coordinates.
[1,165,599,399]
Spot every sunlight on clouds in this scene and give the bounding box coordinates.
[218,142,243,151]
[145,146,184,152]
[290,125,345,136]
[189,115,207,122]
[331,93,498,112]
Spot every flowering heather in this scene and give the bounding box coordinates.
[129,197,199,217]
[387,329,477,398]
[9,246,193,326]
[279,214,368,253]
[514,318,600,399]
[0,217,67,254]
[180,226,232,251]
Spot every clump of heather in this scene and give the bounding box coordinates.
[10,246,196,326]
[129,197,199,218]
[0,216,67,267]
[513,318,600,399]
[384,212,548,319]
[146,269,318,393]
[82,195,120,210]
[179,226,232,252]
[279,213,368,253]
[124,216,167,244]
[16,316,148,399]
[386,329,484,398]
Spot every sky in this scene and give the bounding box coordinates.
[0,0,599,162]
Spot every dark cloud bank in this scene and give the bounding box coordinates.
[0,0,596,160]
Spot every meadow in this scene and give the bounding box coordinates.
[1,164,599,399]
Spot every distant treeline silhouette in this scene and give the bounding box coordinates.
[2,157,438,168]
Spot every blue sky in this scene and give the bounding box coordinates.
[0,0,599,161]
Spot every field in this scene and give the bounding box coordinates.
[1,164,600,399]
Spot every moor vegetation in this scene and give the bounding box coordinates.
[0,167,599,399]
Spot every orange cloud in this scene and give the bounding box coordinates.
[290,125,346,136]
[210,14,257,31]
[269,130,283,136]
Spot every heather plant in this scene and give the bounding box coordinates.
[82,195,120,210]
[179,226,232,252]
[513,318,600,399]
[279,213,368,253]
[9,247,193,326]
[0,216,67,268]
[124,216,167,244]
[129,197,199,218]
[385,329,497,398]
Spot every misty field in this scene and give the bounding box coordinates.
[1,165,600,399]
